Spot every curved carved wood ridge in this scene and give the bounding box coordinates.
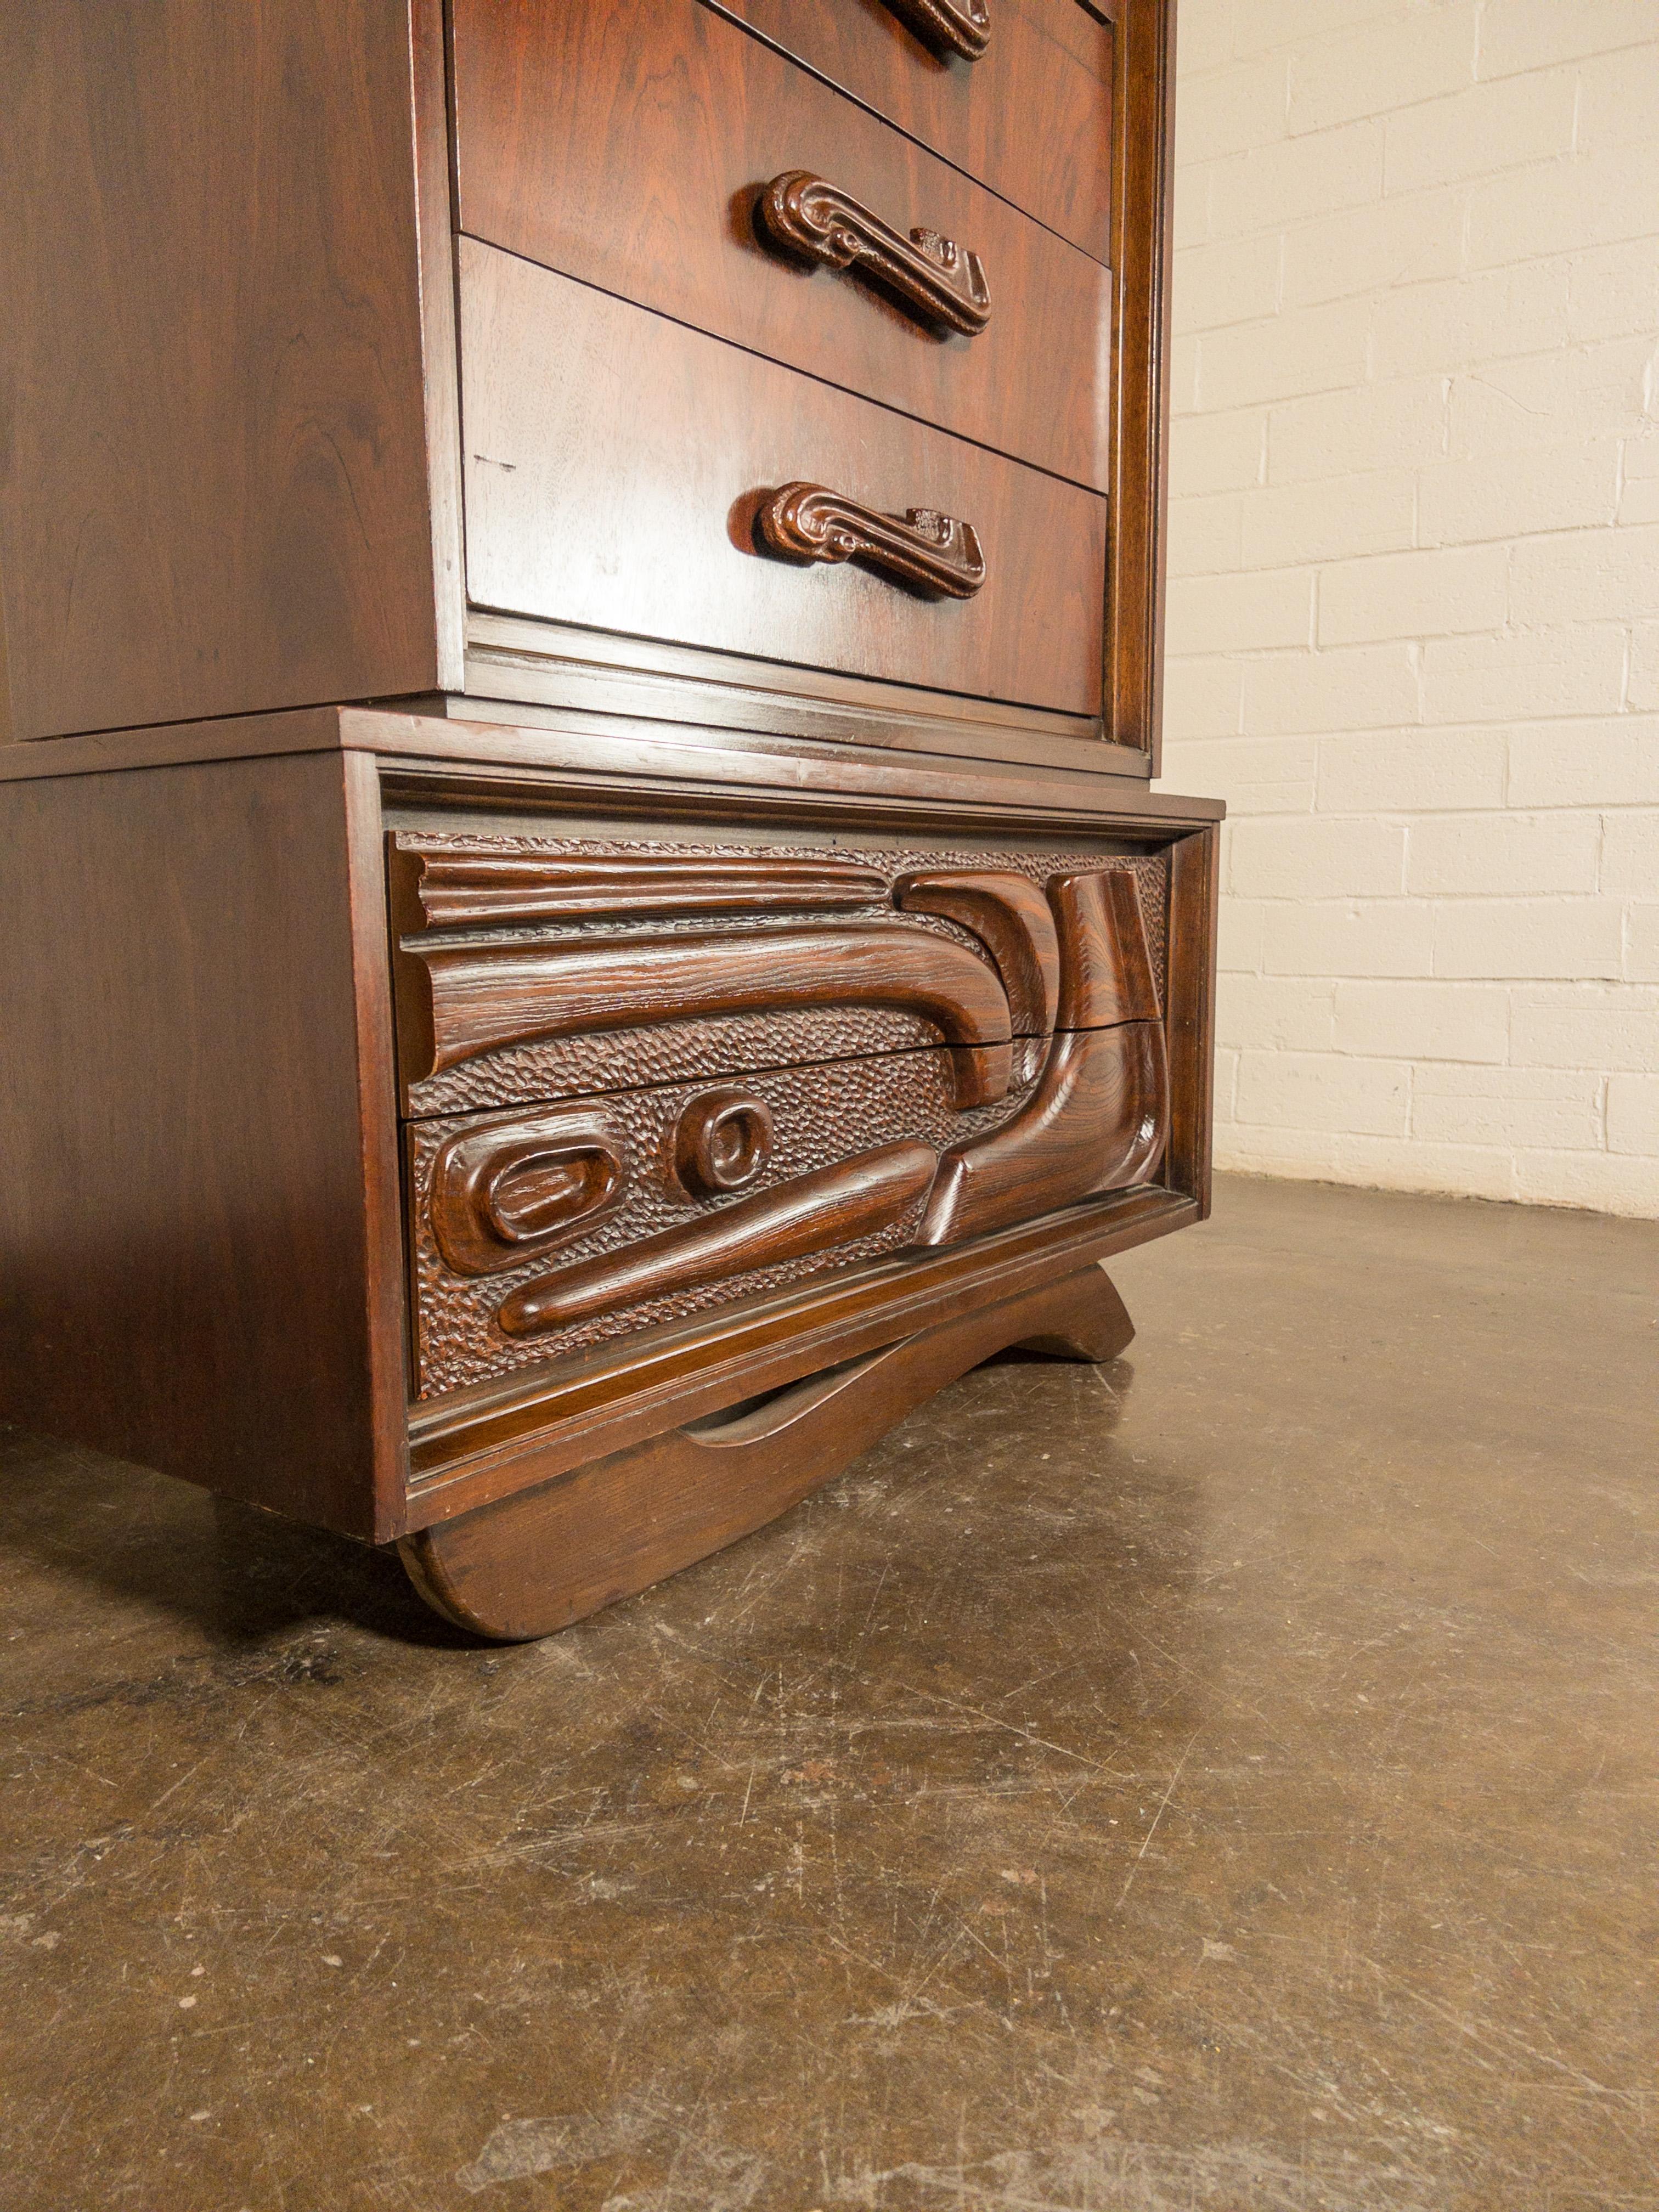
[496,1141,940,1339]
[391,845,887,934]
[397,845,1177,1385]
[879,0,992,61]
[756,482,986,600]
[399,1264,1130,1642]
[757,171,991,335]
[917,1020,1170,1246]
[430,1107,628,1278]
[897,870,1059,1085]
[1049,870,1163,1028]
[400,923,1013,1104]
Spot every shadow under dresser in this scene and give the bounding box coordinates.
[0,0,1219,1637]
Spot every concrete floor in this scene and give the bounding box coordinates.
[1,1175,1655,2212]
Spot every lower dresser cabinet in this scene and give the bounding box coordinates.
[0,0,1217,1637]
[0,727,1220,1638]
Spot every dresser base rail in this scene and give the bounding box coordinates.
[397,1261,1133,1640]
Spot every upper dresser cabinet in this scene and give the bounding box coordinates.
[0,0,1175,769]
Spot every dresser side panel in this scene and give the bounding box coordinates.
[0,754,397,1537]
[0,0,444,741]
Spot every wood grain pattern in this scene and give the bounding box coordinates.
[918,1019,1168,1244]
[1050,868,1163,1027]
[881,0,992,62]
[896,871,1061,1082]
[458,242,1108,715]
[428,1107,628,1277]
[395,922,1015,1104]
[709,0,1114,263]
[1108,0,1177,764]
[399,1262,1134,1639]
[391,830,1167,1120]
[497,1142,941,1338]
[452,0,1109,490]
[0,753,403,1538]
[392,847,888,933]
[0,0,442,742]
[399,844,1176,1396]
[1164,822,1221,1221]
[405,1043,1031,1392]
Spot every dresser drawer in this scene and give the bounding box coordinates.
[388,825,1176,1398]
[459,242,1106,715]
[710,0,1113,264]
[452,0,1109,493]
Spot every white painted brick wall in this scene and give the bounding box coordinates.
[1163,0,1659,1217]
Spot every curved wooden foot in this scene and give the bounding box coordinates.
[399,1262,1135,1641]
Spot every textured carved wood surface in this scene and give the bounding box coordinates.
[450,0,1107,490]
[400,1261,1136,1639]
[398,830,1172,1399]
[409,1045,1034,1391]
[458,242,1107,715]
[708,0,1114,263]
[392,832,1169,1119]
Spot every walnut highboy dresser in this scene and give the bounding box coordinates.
[0,0,1219,1638]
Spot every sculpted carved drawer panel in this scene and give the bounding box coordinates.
[392,828,1175,1400]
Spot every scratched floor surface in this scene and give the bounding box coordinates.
[1,1175,1656,2212]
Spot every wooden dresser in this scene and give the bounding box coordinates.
[0,0,1218,1638]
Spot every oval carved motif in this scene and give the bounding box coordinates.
[430,1108,628,1277]
[674,1088,776,1198]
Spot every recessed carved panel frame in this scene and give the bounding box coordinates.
[391,831,1183,1401]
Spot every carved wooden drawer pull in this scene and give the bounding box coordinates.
[758,171,990,335]
[881,0,991,60]
[757,482,986,600]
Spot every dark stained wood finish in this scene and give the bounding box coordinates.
[1108,0,1178,765]
[394,919,1016,1103]
[451,0,1109,489]
[1050,867,1164,1026]
[708,0,1114,264]
[497,1142,941,1338]
[399,1261,1135,1639]
[405,1181,1194,1525]
[461,613,1126,776]
[757,170,993,337]
[393,834,1186,1400]
[756,483,988,598]
[0,753,405,1539]
[0,0,1212,1638]
[392,847,888,932]
[1164,822,1221,1220]
[459,244,1108,715]
[386,828,1168,1122]
[918,1022,1167,1243]
[0,0,450,744]
[880,0,994,65]
[0,704,1223,836]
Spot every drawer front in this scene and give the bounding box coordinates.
[711,0,1114,264]
[452,0,1109,492]
[459,241,1107,715]
[390,827,1178,1400]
